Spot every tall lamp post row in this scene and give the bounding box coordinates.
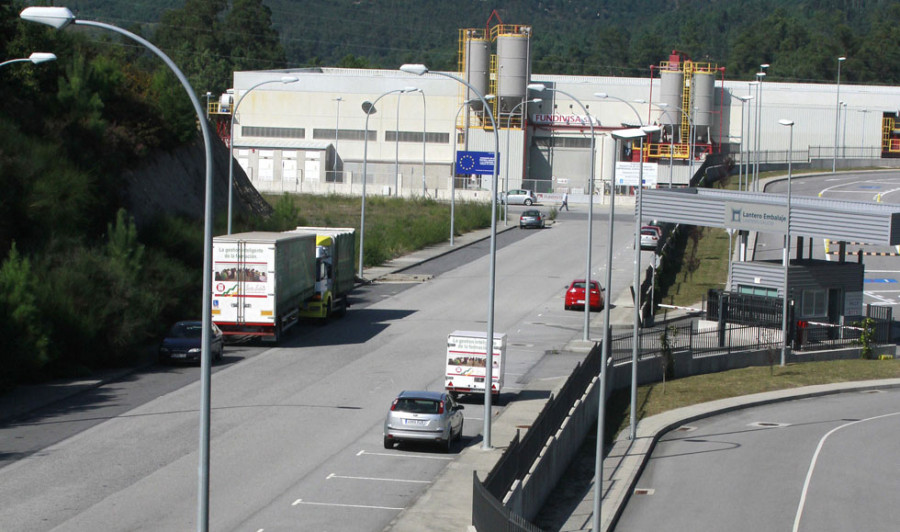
[401,63,501,450]
[527,83,597,343]
[20,6,217,531]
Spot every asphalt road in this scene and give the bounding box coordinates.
[0,204,640,531]
[614,389,900,532]
[757,171,900,310]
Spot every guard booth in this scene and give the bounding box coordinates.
[640,187,900,349]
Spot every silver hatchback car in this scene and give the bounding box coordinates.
[383,390,464,452]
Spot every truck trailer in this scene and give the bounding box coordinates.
[293,227,356,319]
[212,231,316,341]
[445,331,507,397]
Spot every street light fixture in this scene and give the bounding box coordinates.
[0,51,56,69]
[359,87,408,278]
[21,6,216,531]
[833,56,846,173]
[401,63,501,449]
[778,118,794,366]
[227,76,299,234]
[504,97,541,225]
[528,83,596,342]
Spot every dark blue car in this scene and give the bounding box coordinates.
[158,321,224,364]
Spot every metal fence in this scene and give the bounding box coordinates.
[610,305,892,364]
[473,344,601,531]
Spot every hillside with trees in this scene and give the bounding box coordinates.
[68,0,900,94]
[0,0,278,391]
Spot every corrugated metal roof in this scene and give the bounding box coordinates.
[639,188,900,245]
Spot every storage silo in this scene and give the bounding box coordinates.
[692,70,715,144]
[692,71,715,128]
[497,31,530,113]
[659,69,683,129]
[465,34,490,111]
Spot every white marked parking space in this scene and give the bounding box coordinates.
[292,499,404,511]
[356,449,454,461]
[326,473,431,484]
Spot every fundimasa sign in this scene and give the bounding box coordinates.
[724,201,788,233]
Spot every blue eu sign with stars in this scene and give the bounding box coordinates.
[456,151,496,175]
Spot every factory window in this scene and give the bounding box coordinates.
[533,137,592,148]
[313,128,375,141]
[243,126,305,139]
[386,131,450,144]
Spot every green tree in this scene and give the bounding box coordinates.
[155,0,231,94]
[224,0,287,72]
[0,242,49,390]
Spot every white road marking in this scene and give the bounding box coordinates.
[866,270,900,273]
[792,411,900,532]
[291,499,403,511]
[327,473,430,484]
[357,450,454,461]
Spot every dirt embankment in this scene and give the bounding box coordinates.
[121,134,272,230]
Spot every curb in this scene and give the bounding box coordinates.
[601,378,900,532]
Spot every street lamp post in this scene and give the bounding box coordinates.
[529,84,596,342]
[841,101,848,159]
[20,6,215,530]
[204,91,211,119]
[504,97,541,225]
[833,56,846,173]
[334,96,342,188]
[228,76,299,234]
[779,118,794,366]
[754,64,769,190]
[451,97,492,245]
[0,51,56,69]
[401,64,500,449]
[412,89,427,197]
[736,95,753,191]
[359,88,407,279]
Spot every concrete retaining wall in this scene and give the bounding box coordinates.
[504,341,893,524]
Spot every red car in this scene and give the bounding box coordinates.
[564,279,604,311]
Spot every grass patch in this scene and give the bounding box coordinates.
[608,359,900,440]
[256,193,492,268]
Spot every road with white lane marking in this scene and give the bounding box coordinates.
[0,205,640,531]
[615,389,900,532]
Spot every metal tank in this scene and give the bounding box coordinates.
[497,32,530,113]
[465,35,490,111]
[659,70,683,128]
[692,71,715,127]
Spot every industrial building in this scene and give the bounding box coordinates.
[208,25,900,203]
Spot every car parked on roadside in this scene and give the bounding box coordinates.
[501,189,537,205]
[519,209,546,229]
[158,320,224,365]
[383,390,464,452]
[564,279,604,311]
[640,225,661,250]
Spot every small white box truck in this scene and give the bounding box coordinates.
[445,331,507,397]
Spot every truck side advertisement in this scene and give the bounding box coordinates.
[445,331,507,396]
